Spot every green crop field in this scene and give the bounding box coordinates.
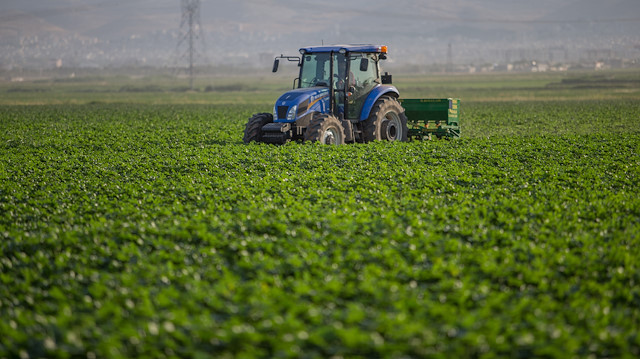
[1,70,640,358]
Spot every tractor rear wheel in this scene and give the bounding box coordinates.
[362,97,408,142]
[243,113,273,143]
[304,113,345,145]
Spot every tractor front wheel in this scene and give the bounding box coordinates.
[304,113,345,145]
[243,113,273,144]
[362,97,408,142]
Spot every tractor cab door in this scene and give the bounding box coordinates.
[300,53,332,88]
[300,53,348,115]
[347,53,379,119]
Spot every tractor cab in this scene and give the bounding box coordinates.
[297,49,381,119]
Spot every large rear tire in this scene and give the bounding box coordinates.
[304,113,345,145]
[243,113,273,144]
[362,97,408,142]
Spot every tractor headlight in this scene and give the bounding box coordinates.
[273,104,277,119]
[286,105,297,121]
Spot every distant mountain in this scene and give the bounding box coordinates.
[1,1,176,40]
[541,0,640,21]
[5,0,637,41]
[1,0,638,68]
[0,10,66,38]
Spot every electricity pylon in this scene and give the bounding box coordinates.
[176,0,205,89]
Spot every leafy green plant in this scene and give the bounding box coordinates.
[0,101,639,358]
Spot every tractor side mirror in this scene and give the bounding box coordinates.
[272,59,280,73]
[381,72,392,84]
[359,58,369,72]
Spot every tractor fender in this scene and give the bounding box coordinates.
[358,85,400,121]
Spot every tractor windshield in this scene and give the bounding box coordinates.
[299,53,345,88]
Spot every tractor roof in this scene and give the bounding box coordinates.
[300,44,387,54]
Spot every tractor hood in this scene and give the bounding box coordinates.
[273,87,330,123]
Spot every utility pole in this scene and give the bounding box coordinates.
[446,42,452,73]
[177,0,203,90]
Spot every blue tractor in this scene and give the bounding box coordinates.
[243,44,408,144]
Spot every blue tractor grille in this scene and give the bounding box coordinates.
[277,106,288,120]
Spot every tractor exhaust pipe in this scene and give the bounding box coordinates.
[329,50,335,116]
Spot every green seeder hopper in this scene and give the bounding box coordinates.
[400,98,461,140]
